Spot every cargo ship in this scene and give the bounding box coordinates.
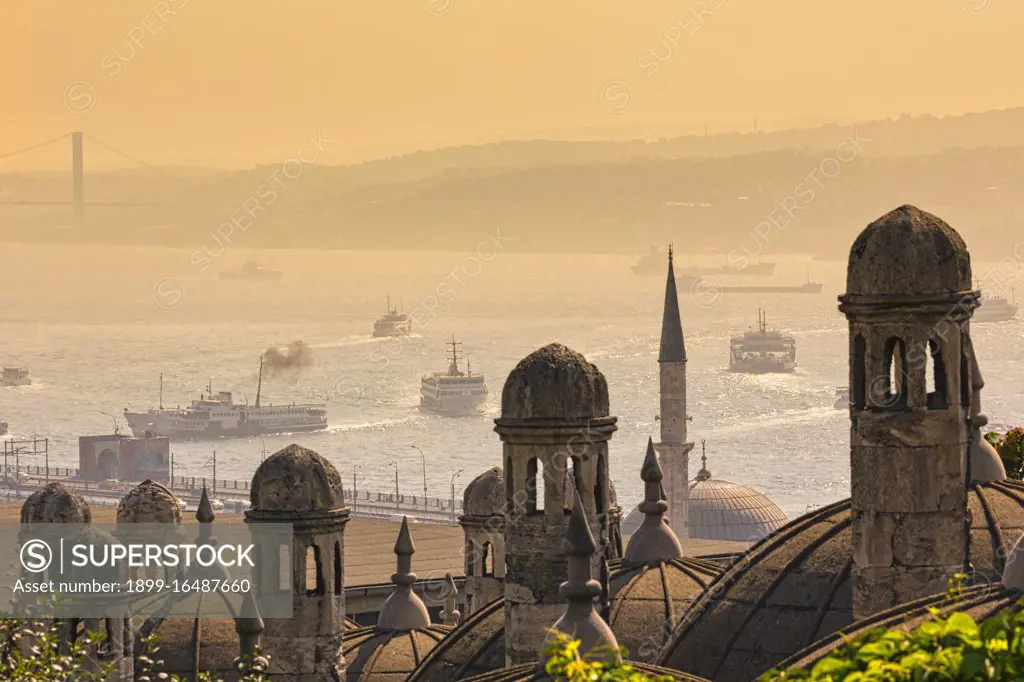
[632,246,775,277]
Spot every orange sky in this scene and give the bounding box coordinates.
[2,0,1024,169]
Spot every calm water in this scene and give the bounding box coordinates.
[1,243,1021,520]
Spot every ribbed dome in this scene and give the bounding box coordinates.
[407,598,506,682]
[656,479,1024,682]
[688,478,788,542]
[342,624,452,681]
[459,660,705,681]
[780,583,1021,674]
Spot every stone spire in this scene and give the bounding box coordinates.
[441,573,461,626]
[657,245,694,540]
[235,591,268,674]
[968,344,1007,482]
[659,244,686,363]
[545,485,621,667]
[377,517,431,630]
[624,438,683,566]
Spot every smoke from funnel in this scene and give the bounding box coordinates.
[263,340,311,374]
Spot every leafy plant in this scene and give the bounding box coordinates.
[760,576,1024,681]
[543,630,674,681]
[985,428,1024,480]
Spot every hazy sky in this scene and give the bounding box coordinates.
[3,0,1024,169]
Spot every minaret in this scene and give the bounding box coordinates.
[623,438,683,566]
[839,205,976,619]
[377,516,431,630]
[658,245,693,540]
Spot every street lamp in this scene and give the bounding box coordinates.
[450,469,464,525]
[389,460,400,512]
[352,463,363,513]
[410,445,428,511]
[259,438,268,463]
[203,450,217,497]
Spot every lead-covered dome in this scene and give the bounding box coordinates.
[343,625,452,681]
[250,444,344,512]
[117,479,182,524]
[687,474,788,543]
[846,205,972,296]
[500,344,609,420]
[463,467,504,517]
[21,482,91,524]
[656,479,1024,682]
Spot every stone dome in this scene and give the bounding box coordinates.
[846,205,973,297]
[780,583,1020,674]
[656,479,1024,682]
[250,443,345,513]
[459,661,705,682]
[463,467,504,517]
[117,479,182,524]
[343,624,452,681]
[21,482,92,524]
[406,556,722,680]
[972,435,1007,482]
[500,343,609,420]
[687,477,789,542]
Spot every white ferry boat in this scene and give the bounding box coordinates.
[1,367,31,387]
[834,387,849,409]
[729,310,797,374]
[973,290,1018,323]
[420,336,487,416]
[123,359,328,439]
[373,294,412,337]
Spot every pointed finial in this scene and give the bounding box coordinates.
[668,243,673,261]
[696,439,711,481]
[624,438,683,565]
[1002,532,1024,591]
[236,590,265,636]
[442,573,461,626]
[196,486,214,523]
[377,517,430,630]
[564,486,597,557]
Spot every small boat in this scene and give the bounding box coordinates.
[0,422,7,437]
[420,336,488,416]
[834,387,849,409]
[218,261,283,281]
[632,246,775,277]
[973,288,1018,323]
[1,367,31,387]
[373,294,412,337]
[729,310,797,374]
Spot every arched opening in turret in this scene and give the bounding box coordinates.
[334,541,342,595]
[852,334,866,408]
[482,541,494,576]
[527,458,539,512]
[504,454,514,507]
[305,544,324,596]
[595,453,608,514]
[960,351,971,407]
[926,337,948,409]
[278,544,290,592]
[880,336,908,409]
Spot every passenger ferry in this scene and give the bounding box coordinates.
[420,337,487,416]
[1,367,31,387]
[729,310,797,374]
[373,294,412,337]
[973,290,1018,323]
[123,359,328,439]
[834,387,850,409]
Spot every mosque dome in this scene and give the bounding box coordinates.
[779,583,1021,674]
[250,443,345,513]
[655,479,1024,682]
[116,479,182,524]
[458,660,706,681]
[463,467,504,517]
[21,482,92,524]
[500,343,609,420]
[846,205,973,297]
[343,625,452,681]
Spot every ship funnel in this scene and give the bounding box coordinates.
[218,391,232,404]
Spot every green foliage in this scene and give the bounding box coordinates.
[0,618,269,682]
[542,630,674,682]
[985,429,1024,479]
[759,581,1024,681]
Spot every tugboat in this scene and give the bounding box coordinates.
[729,310,797,374]
[123,359,328,439]
[373,294,412,337]
[219,261,283,281]
[632,246,775,277]
[420,336,488,416]
[973,288,1019,323]
[0,367,31,387]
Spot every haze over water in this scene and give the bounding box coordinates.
[1,245,1021,519]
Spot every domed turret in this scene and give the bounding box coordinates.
[117,479,182,524]
[250,443,345,513]
[462,467,504,517]
[500,343,609,420]
[21,482,91,524]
